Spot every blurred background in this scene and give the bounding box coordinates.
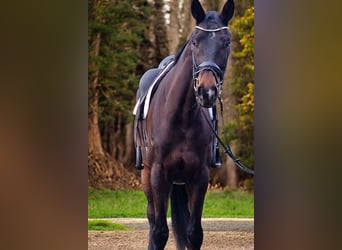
[3,0,342,249]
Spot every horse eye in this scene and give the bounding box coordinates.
[192,39,198,47]
[224,40,230,48]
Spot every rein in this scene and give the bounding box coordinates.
[202,107,255,175]
[191,25,254,175]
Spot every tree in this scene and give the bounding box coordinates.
[88,0,108,187]
[154,0,170,61]
[167,0,181,54]
[88,0,151,188]
[227,4,254,189]
[88,0,112,158]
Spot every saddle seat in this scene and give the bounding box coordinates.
[133,55,175,120]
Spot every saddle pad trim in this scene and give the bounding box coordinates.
[142,61,175,119]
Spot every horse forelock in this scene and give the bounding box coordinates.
[199,11,225,29]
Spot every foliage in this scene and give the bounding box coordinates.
[227,6,254,177]
[88,0,151,124]
[88,188,254,218]
[88,220,128,231]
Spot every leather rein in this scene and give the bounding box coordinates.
[192,26,254,175]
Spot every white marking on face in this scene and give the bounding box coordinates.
[208,88,215,98]
[211,32,216,39]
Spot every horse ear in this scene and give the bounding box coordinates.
[191,0,205,24]
[220,0,234,26]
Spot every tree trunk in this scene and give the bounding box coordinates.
[123,121,135,170]
[88,31,113,188]
[179,0,194,44]
[201,0,220,11]
[88,32,104,156]
[221,37,238,188]
[168,0,180,54]
[154,0,169,61]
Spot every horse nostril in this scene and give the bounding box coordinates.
[198,86,205,95]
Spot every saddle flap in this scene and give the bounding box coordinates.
[133,60,175,119]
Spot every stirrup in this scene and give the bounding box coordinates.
[211,145,222,168]
[135,146,144,170]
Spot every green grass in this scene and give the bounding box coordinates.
[203,189,254,217]
[88,188,147,218]
[88,188,254,218]
[88,220,128,231]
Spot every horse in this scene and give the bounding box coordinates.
[135,0,234,249]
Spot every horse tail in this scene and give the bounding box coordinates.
[170,184,189,249]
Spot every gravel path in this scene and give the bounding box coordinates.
[88,218,254,249]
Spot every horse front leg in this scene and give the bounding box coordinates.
[150,164,171,250]
[186,173,209,250]
[147,196,155,250]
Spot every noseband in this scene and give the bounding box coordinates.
[192,26,229,102]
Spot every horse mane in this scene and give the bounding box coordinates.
[174,39,190,63]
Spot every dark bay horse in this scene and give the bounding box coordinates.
[135,0,234,249]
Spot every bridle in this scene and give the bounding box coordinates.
[191,26,229,103]
[192,25,255,176]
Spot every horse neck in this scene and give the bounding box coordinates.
[164,44,198,115]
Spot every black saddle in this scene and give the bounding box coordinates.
[134,55,175,120]
[136,55,175,101]
[133,55,175,169]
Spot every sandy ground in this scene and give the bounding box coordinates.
[88,218,254,250]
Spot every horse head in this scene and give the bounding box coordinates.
[191,0,234,108]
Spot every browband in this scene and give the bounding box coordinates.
[195,26,228,32]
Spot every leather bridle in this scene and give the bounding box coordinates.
[191,26,229,104]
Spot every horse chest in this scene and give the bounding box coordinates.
[166,138,211,167]
[163,150,201,178]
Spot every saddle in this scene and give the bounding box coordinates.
[133,55,175,120]
[133,55,175,169]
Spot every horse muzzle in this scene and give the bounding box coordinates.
[194,70,219,108]
[196,85,218,108]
